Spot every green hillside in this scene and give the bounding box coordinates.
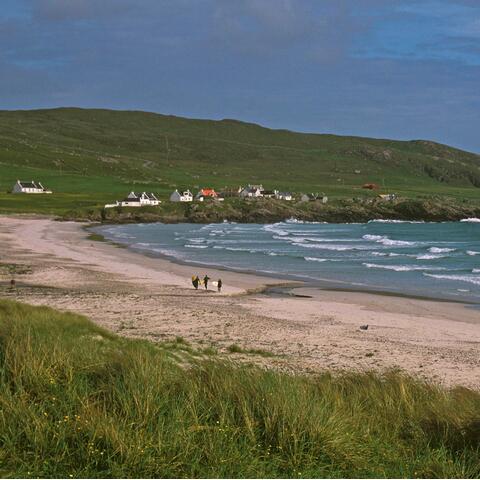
[0,107,479,214]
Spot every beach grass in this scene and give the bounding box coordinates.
[0,298,479,478]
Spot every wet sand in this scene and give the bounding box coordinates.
[1,215,479,388]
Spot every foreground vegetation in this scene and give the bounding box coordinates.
[0,108,479,218]
[0,299,479,478]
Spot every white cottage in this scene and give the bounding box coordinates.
[170,189,193,202]
[12,180,52,194]
[275,191,293,201]
[105,191,160,208]
[239,185,264,198]
[120,191,160,207]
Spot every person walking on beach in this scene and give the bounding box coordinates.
[217,279,222,293]
[203,274,210,290]
[192,275,200,290]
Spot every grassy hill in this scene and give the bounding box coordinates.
[1,298,479,478]
[0,107,479,215]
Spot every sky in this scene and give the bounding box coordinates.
[1,0,479,153]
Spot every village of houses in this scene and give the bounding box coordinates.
[10,179,397,206]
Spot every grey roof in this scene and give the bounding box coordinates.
[19,181,41,189]
[128,192,158,200]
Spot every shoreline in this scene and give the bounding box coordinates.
[91,221,480,306]
[1,215,479,389]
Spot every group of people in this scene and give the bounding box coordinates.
[191,274,222,292]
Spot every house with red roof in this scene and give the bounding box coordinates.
[195,188,219,201]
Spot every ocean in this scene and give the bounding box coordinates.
[94,219,480,303]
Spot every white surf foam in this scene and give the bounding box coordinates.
[429,247,455,253]
[264,223,290,236]
[416,254,445,260]
[363,263,446,272]
[362,234,415,246]
[460,218,480,223]
[285,218,327,224]
[424,273,480,286]
[368,219,424,224]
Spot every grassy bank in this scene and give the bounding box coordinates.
[0,299,479,478]
[58,196,480,224]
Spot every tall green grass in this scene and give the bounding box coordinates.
[0,299,479,478]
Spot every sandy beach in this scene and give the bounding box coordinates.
[0,215,479,389]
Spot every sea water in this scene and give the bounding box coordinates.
[94,219,480,303]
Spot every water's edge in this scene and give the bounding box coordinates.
[87,223,480,308]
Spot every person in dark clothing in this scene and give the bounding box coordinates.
[203,275,210,290]
[217,279,222,293]
[192,275,199,290]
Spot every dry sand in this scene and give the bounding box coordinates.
[1,215,479,389]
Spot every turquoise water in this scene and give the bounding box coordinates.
[95,219,480,303]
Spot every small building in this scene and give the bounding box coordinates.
[12,180,52,194]
[275,191,293,201]
[121,191,160,207]
[239,185,263,198]
[362,183,379,190]
[379,193,396,201]
[195,188,218,201]
[105,191,160,208]
[260,189,276,198]
[169,189,193,202]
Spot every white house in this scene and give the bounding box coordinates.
[169,189,193,202]
[239,185,264,198]
[379,193,396,201]
[260,189,277,198]
[275,191,293,201]
[120,191,160,207]
[105,191,160,208]
[12,180,52,194]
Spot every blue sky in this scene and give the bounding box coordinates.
[1,0,479,152]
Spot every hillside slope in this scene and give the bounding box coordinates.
[1,107,479,197]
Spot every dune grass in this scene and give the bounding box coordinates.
[0,298,479,478]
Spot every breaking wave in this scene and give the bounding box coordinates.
[460,218,480,223]
[368,219,424,224]
[429,247,455,253]
[424,273,480,286]
[416,254,446,260]
[362,234,415,246]
[363,263,446,272]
